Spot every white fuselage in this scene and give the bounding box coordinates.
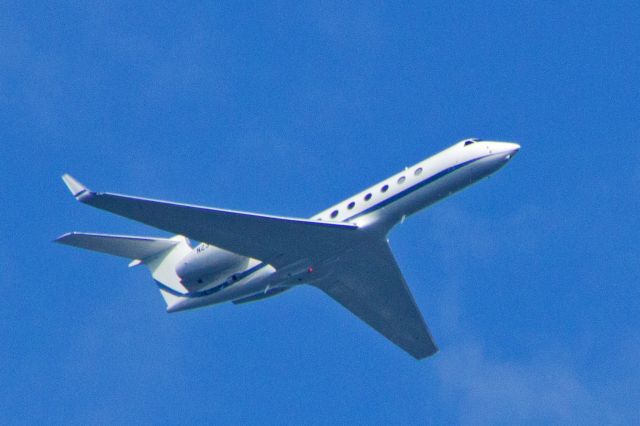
[168,139,520,312]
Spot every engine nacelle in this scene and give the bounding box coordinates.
[176,244,249,292]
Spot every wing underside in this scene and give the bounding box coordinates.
[61,175,357,269]
[312,239,438,359]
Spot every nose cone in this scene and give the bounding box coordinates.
[504,142,520,152]
[503,142,520,159]
[486,141,520,158]
[503,142,520,151]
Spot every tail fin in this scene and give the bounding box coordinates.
[55,232,192,310]
[143,235,192,309]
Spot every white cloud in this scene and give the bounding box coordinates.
[424,203,635,424]
[435,341,621,425]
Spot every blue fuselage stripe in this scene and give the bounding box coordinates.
[345,155,487,222]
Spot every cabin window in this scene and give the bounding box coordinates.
[414,167,423,176]
[397,176,406,184]
[348,201,355,209]
[331,210,339,218]
[464,140,475,146]
[381,184,389,193]
[364,193,372,201]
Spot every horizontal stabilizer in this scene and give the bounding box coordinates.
[55,232,179,260]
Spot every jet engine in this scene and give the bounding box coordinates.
[176,244,249,292]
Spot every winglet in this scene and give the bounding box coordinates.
[62,174,91,200]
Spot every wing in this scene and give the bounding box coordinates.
[61,175,357,268]
[312,239,438,359]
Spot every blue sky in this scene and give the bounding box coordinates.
[1,2,639,424]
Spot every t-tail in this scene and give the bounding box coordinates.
[55,231,192,310]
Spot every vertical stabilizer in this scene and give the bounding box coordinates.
[143,235,193,310]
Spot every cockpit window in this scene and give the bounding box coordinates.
[464,138,482,146]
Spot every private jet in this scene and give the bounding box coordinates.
[56,138,520,359]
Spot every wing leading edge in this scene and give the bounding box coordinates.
[311,239,438,359]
